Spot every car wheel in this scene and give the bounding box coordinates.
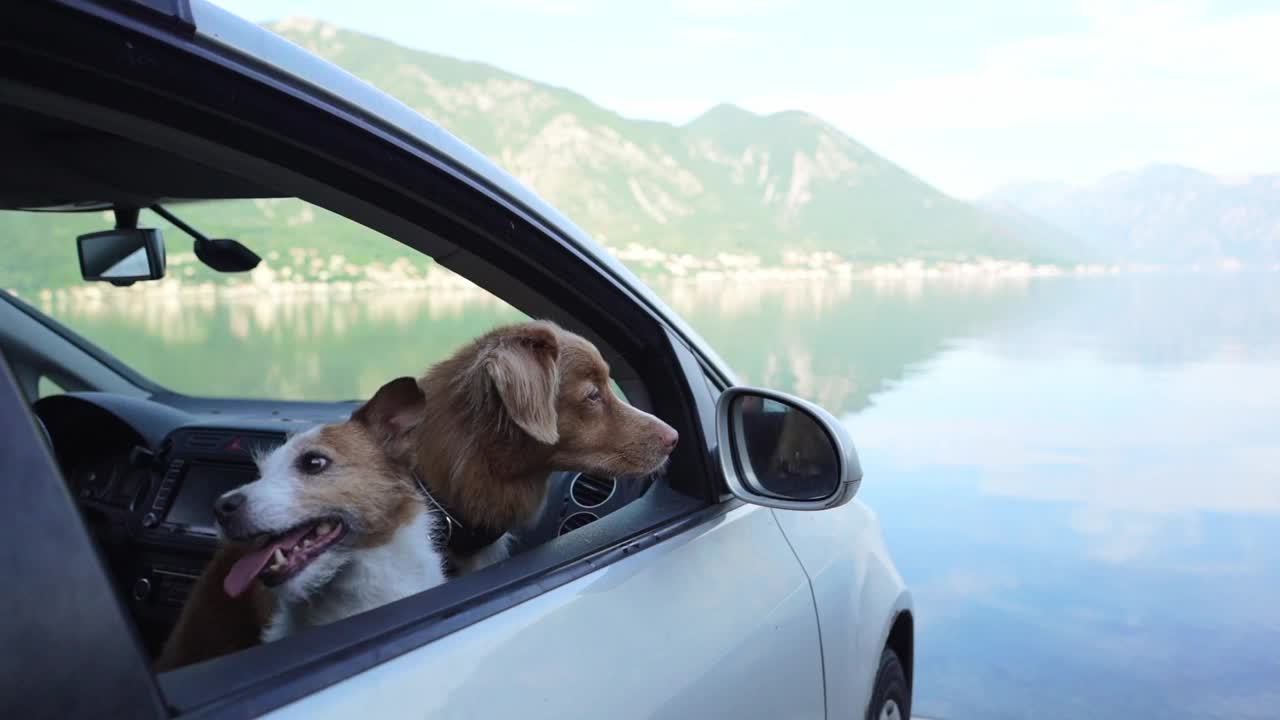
[866,647,910,720]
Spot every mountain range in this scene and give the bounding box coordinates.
[266,18,1060,265]
[6,18,1279,295]
[986,165,1280,265]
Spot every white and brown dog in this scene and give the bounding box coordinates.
[215,376,446,642]
[157,377,445,667]
[157,321,678,670]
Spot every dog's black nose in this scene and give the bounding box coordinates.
[214,491,246,520]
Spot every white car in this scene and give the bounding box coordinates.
[0,2,913,719]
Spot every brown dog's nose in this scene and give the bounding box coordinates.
[661,427,679,451]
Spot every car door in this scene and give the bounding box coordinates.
[262,501,825,720]
[261,340,826,719]
[0,354,166,720]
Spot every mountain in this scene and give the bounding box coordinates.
[987,165,1280,265]
[267,18,1061,265]
[0,18,1070,295]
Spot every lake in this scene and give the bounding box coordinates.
[38,271,1280,719]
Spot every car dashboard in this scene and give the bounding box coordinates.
[32,391,644,658]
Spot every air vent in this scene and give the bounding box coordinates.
[558,512,599,536]
[570,474,615,508]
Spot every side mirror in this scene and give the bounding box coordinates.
[715,386,862,510]
[77,228,166,286]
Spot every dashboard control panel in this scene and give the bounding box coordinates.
[139,428,284,542]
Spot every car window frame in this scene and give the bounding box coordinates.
[2,3,726,715]
[0,354,168,720]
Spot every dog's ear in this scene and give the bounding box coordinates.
[352,376,427,440]
[484,324,561,444]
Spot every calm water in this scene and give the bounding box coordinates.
[41,272,1280,719]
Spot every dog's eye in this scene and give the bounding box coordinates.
[297,452,330,475]
[585,387,602,402]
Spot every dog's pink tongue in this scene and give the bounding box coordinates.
[223,526,312,598]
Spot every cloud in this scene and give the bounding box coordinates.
[471,0,600,16]
[854,411,1280,516]
[845,343,1280,517]
[669,25,749,47]
[677,0,786,16]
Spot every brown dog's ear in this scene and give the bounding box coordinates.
[484,324,560,444]
[352,377,427,440]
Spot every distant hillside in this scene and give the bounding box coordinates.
[988,165,1280,265]
[267,18,1062,265]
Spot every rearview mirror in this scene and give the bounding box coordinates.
[77,228,166,286]
[715,386,862,510]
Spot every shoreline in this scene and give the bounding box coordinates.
[8,254,1274,306]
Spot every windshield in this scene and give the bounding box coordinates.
[0,200,525,401]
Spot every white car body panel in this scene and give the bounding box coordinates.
[263,504,828,720]
[773,502,913,717]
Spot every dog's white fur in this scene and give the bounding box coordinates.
[262,512,443,642]
[232,426,315,541]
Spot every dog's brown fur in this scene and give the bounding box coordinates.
[414,320,677,535]
[155,320,676,671]
[155,541,275,670]
[305,425,422,550]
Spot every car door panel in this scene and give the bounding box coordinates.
[264,504,825,720]
[773,502,911,719]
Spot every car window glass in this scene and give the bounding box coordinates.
[38,376,65,398]
[0,201,527,401]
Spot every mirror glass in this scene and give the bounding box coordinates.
[731,394,840,500]
[77,228,165,283]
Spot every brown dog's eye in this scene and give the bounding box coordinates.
[297,452,330,475]
[585,387,602,403]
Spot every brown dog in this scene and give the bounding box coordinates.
[157,320,677,670]
[414,320,678,568]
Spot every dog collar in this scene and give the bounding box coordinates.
[411,473,506,555]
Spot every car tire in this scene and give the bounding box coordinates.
[866,647,910,720]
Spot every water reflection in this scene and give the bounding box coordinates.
[650,273,1048,414]
[840,272,1280,720]
[35,271,1280,719]
[42,288,523,401]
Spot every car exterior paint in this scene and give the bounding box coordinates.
[264,504,828,720]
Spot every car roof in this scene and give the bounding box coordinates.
[190,1,735,384]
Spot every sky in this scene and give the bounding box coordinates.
[207,0,1280,199]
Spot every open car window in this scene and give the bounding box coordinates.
[2,201,527,402]
[0,31,714,712]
